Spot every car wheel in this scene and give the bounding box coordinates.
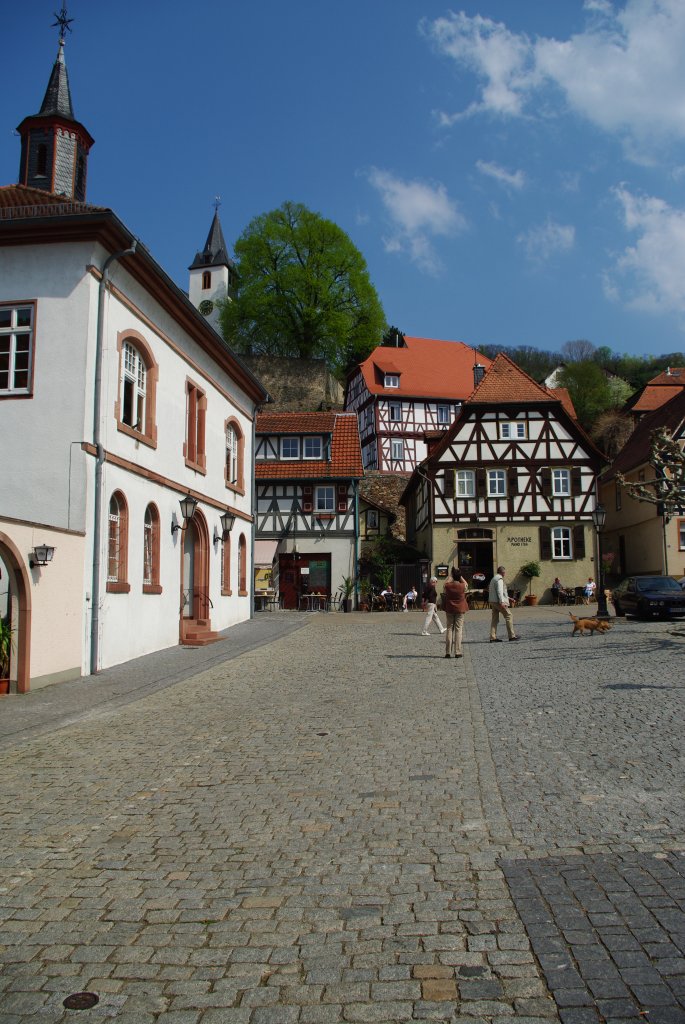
[614,600,625,617]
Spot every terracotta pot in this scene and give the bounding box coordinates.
[524,594,539,606]
[0,679,10,695]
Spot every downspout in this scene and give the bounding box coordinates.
[90,241,137,675]
[416,461,434,566]
[353,478,359,609]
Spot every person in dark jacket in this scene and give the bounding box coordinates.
[442,567,469,658]
[421,577,446,635]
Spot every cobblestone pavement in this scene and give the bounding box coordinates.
[0,607,683,1024]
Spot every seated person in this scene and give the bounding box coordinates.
[551,576,564,603]
[380,585,394,609]
[584,577,596,603]
[403,586,418,611]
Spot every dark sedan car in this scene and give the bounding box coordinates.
[612,576,685,618]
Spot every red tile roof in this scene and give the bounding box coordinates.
[632,385,683,412]
[546,386,577,419]
[468,352,558,404]
[355,336,492,400]
[0,183,107,215]
[646,367,685,387]
[255,411,363,479]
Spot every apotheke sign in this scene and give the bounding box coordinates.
[507,536,532,547]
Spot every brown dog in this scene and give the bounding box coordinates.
[569,613,612,636]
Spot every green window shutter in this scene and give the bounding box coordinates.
[540,526,552,560]
[571,467,582,496]
[444,470,455,499]
[573,524,585,559]
[540,467,552,497]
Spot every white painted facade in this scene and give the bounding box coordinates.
[0,221,265,690]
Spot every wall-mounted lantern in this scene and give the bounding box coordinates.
[29,544,55,568]
[214,510,236,545]
[171,493,198,536]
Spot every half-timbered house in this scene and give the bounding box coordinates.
[254,411,363,609]
[345,334,492,474]
[400,355,605,602]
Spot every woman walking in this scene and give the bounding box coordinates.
[421,577,446,636]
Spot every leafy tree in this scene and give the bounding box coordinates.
[218,201,386,378]
[557,361,616,430]
[617,427,685,521]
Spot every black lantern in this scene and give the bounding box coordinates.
[214,510,236,544]
[171,494,198,535]
[29,544,55,568]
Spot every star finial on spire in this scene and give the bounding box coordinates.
[213,195,222,213]
[52,5,74,43]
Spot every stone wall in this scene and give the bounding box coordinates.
[243,356,344,411]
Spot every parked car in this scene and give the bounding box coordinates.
[612,576,685,619]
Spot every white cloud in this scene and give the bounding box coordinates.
[476,160,526,190]
[517,219,575,262]
[367,168,466,274]
[423,1,685,153]
[422,12,538,120]
[606,187,685,314]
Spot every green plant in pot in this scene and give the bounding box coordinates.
[0,618,14,693]
[358,577,371,611]
[341,575,356,612]
[520,561,541,604]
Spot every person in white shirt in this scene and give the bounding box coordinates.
[403,586,417,611]
[488,566,519,643]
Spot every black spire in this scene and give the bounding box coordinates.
[189,207,233,270]
[16,5,93,200]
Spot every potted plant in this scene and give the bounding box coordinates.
[358,577,372,612]
[341,575,356,613]
[520,561,541,605]
[0,618,14,695]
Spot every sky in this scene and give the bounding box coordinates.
[2,0,685,361]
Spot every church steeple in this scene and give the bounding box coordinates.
[189,200,237,332]
[16,7,94,201]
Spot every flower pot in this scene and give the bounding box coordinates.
[343,599,352,613]
[524,594,538,606]
[0,679,10,695]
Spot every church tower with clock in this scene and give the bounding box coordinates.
[188,202,237,334]
[16,7,93,202]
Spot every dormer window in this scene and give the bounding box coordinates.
[384,373,400,388]
[303,436,322,459]
[202,270,212,290]
[281,437,300,459]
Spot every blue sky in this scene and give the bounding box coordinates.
[3,1,685,360]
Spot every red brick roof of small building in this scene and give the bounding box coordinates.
[546,386,577,419]
[468,352,558,404]
[632,384,683,412]
[356,336,493,400]
[0,183,107,214]
[255,411,363,479]
[646,367,685,387]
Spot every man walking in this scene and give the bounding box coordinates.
[421,577,446,636]
[443,567,468,658]
[488,566,519,643]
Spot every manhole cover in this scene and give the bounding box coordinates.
[63,993,99,1010]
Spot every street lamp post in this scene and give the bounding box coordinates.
[591,504,610,619]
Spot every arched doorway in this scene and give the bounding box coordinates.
[0,532,31,694]
[179,511,211,642]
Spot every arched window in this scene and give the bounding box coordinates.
[143,503,161,594]
[116,331,158,448]
[202,270,212,290]
[221,535,231,595]
[238,534,247,595]
[225,419,244,492]
[107,491,130,592]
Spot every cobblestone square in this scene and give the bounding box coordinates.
[0,608,683,1023]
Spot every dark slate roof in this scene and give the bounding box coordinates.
[189,210,235,270]
[38,40,75,120]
